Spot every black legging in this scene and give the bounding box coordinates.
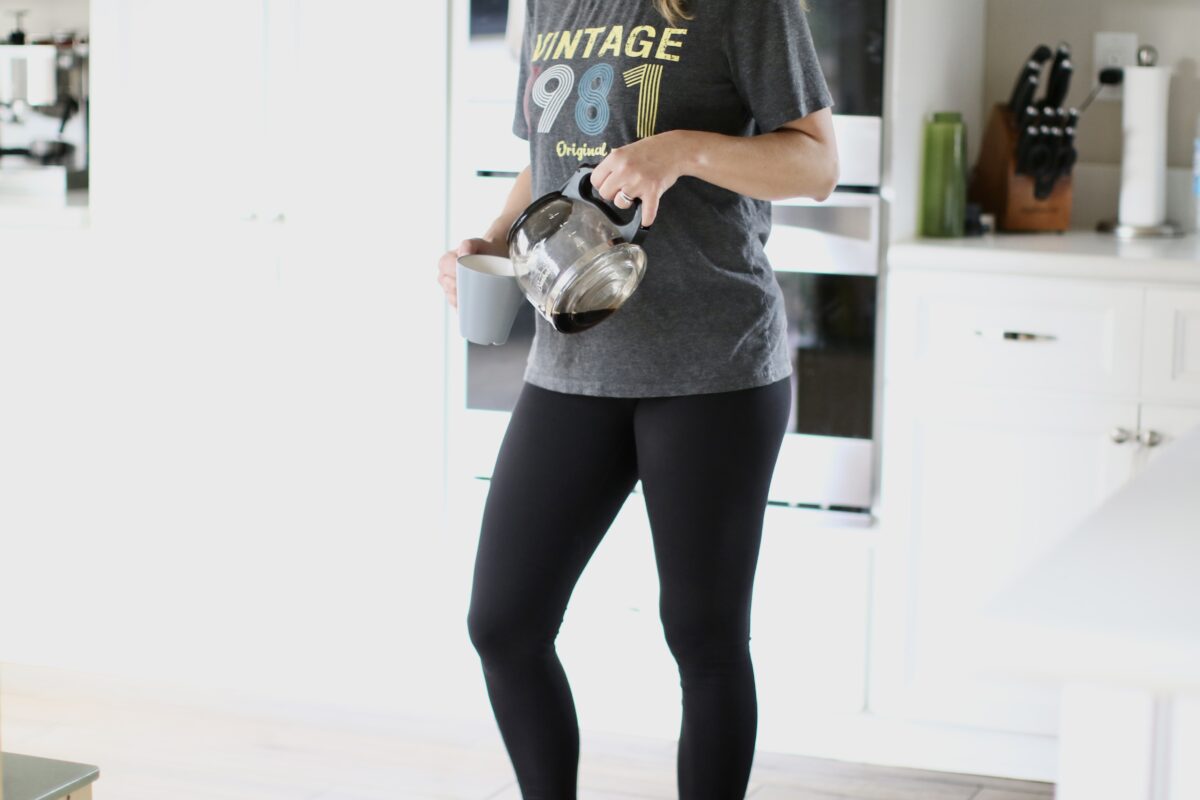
[466,377,792,800]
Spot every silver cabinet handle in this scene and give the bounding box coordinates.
[272,213,287,224]
[974,329,1058,343]
[1138,430,1163,448]
[1110,427,1134,444]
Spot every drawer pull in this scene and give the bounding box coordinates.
[1110,427,1134,444]
[1138,430,1164,448]
[974,329,1058,343]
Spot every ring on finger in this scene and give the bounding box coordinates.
[616,190,636,208]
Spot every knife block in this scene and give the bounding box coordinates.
[969,104,1072,232]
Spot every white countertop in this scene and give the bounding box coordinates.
[890,231,1200,284]
[962,425,1200,691]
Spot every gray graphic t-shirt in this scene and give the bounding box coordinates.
[512,0,834,397]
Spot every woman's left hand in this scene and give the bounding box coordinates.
[590,131,690,228]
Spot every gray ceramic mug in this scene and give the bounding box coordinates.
[456,254,526,346]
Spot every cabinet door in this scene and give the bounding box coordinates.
[872,385,1140,736]
[89,0,267,223]
[1138,404,1200,467]
[263,0,448,234]
[1142,288,1200,403]
[752,510,873,753]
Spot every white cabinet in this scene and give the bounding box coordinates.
[752,510,873,752]
[89,0,268,222]
[42,0,450,702]
[884,270,1144,395]
[91,0,443,233]
[874,383,1139,735]
[1142,288,1200,402]
[1138,404,1200,466]
[875,268,1200,741]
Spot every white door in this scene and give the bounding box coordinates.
[872,385,1140,736]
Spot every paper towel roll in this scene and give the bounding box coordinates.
[1119,66,1173,227]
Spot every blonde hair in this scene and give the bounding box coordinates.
[652,0,694,25]
[652,0,809,25]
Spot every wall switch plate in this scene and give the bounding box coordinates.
[1093,32,1138,102]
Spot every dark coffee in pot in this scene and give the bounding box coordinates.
[550,308,617,334]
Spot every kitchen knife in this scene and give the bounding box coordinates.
[1007,45,1052,111]
[1041,44,1074,109]
[1009,74,1041,116]
[1015,126,1041,174]
[1033,125,1068,199]
[1054,123,1078,178]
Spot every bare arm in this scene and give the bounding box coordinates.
[481,165,534,244]
[437,165,533,308]
[590,107,839,225]
[676,109,839,202]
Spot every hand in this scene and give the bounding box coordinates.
[437,237,508,309]
[590,131,690,227]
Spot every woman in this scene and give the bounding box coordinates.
[437,0,837,796]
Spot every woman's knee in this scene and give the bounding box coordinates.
[466,599,555,664]
[661,610,752,671]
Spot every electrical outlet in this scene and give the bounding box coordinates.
[1094,32,1138,102]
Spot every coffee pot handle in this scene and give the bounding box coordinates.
[562,165,649,245]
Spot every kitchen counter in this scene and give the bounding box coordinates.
[0,190,89,230]
[973,423,1200,689]
[890,231,1200,284]
[2,752,99,800]
[967,426,1200,800]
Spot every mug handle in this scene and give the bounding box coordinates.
[562,165,650,245]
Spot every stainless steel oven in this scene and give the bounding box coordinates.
[763,193,881,514]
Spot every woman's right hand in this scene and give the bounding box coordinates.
[437,237,509,310]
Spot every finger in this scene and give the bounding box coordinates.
[594,169,623,203]
[641,195,659,227]
[590,158,614,191]
[457,239,478,256]
[613,190,634,211]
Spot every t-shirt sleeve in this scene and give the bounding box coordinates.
[725,0,835,134]
[512,1,533,141]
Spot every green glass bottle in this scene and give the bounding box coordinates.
[920,111,967,238]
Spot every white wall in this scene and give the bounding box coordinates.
[0,0,88,37]
[883,0,988,243]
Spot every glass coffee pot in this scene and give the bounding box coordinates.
[507,165,650,334]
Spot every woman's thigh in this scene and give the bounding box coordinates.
[632,378,792,649]
[468,383,640,649]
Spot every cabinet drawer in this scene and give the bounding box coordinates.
[1142,288,1200,402]
[885,271,1144,395]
